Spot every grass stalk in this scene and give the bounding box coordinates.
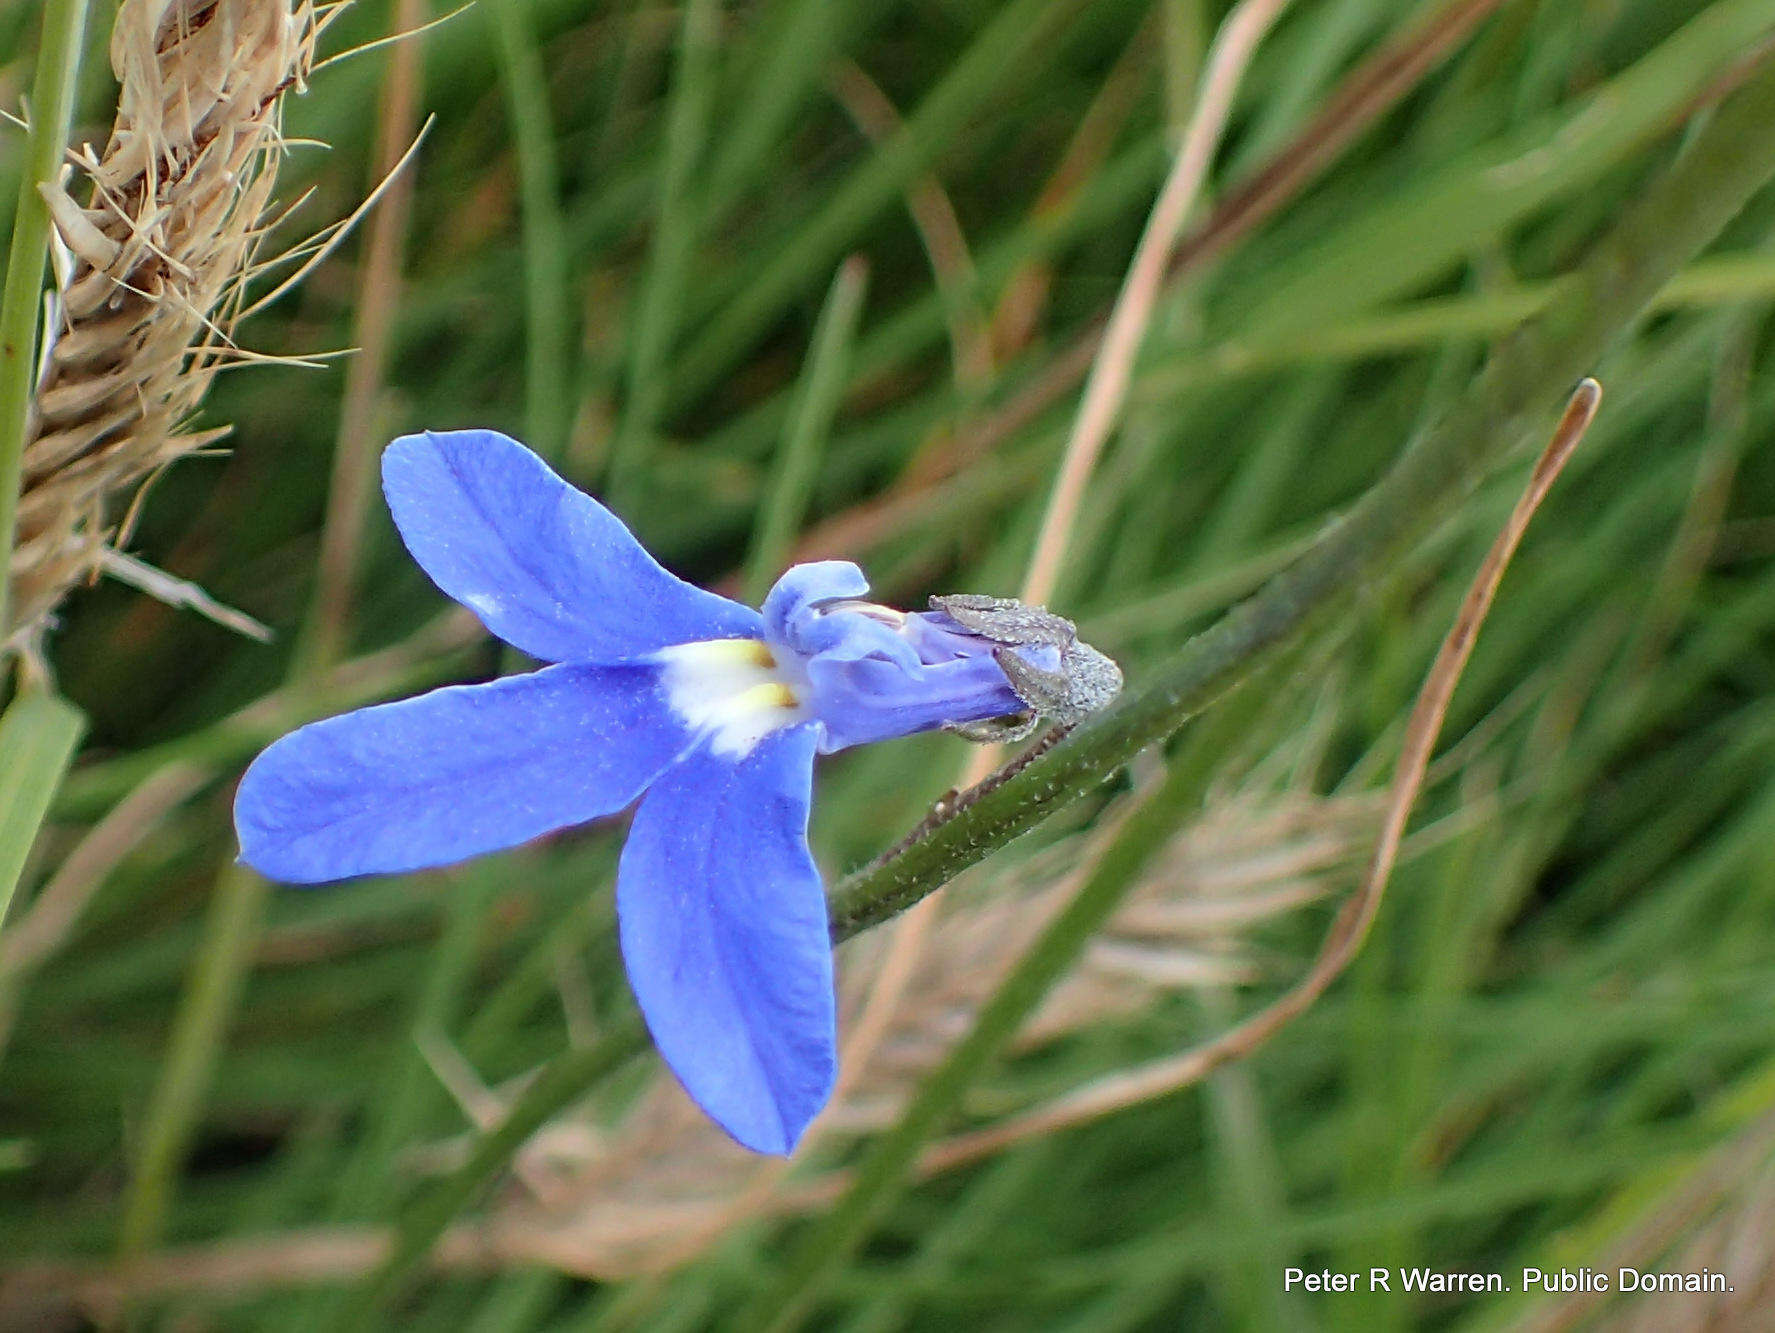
[606,0,720,503]
[1020,0,1292,607]
[118,863,271,1256]
[0,0,90,644]
[9,0,318,649]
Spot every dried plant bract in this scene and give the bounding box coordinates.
[5,0,317,659]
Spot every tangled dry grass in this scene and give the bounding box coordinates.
[5,0,317,660]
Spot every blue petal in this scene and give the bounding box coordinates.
[763,561,919,670]
[762,560,868,644]
[383,430,761,662]
[616,725,836,1154]
[808,652,1033,752]
[236,664,695,882]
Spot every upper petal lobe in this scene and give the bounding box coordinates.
[762,560,868,647]
[236,663,695,882]
[615,725,836,1155]
[383,430,761,662]
[762,561,919,670]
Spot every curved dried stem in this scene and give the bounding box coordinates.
[914,380,1603,1170]
[1020,0,1293,608]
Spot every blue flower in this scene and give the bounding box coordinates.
[234,429,1048,1155]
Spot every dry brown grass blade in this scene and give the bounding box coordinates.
[0,1225,485,1324]
[4,0,318,661]
[1164,0,1511,282]
[1019,0,1294,606]
[955,0,1513,481]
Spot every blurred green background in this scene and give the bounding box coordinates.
[5,0,1775,1328]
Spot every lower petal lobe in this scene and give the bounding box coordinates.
[235,664,693,882]
[615,725,836,1155]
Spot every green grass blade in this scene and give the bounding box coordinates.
[118,864,271,1257]
[606,0,722,502]
[741,256,870,602]
[671,0,1090,402]
[0,688,84,930]
[1229,0,1775,342]
[488,0,574,461]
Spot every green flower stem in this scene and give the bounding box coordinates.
[0,687,84,930]
[0,0,91,640]
[344,55,1775,1321]
[827,52,1775,940]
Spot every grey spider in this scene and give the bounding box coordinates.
[929,593,1123,743]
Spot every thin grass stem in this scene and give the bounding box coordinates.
[836,0,1293,1185]
[118,863,272,1256]
[301,0,428,675]
[488,0,573,463]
